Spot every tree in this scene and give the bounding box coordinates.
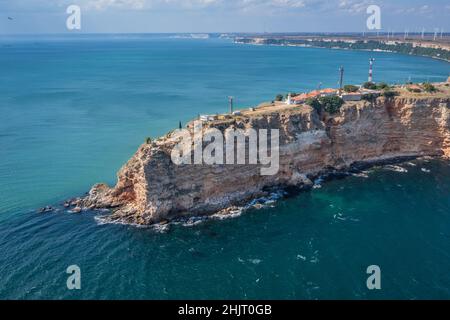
[362,93,378,101]
[275,94,284,101]
[145,137,152,144]
[363,82,377,90]
[382,90,398,98]
[377,82,390,90]
[422,83,437,93]
[344,85,359,93]
[305,98,322,113]
[407,87,421,93]
[319,96,344,114]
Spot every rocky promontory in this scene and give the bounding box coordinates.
[77,82,450,225]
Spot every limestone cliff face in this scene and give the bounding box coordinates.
[81,88,450,225]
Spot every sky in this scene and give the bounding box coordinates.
[0,0,449,34]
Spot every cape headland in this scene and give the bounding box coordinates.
[233,34,450,62]
[74,81,450,225]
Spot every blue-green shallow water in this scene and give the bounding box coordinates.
[0,35,449,299]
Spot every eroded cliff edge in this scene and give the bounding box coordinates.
[79,84,450,225]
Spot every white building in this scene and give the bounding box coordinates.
[286,93,293,105]
[199,115,217,122]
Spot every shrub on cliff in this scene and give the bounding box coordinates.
[363,82,390,90]
[362,93,378,101]
[344,85,359,93]
[304,98,321,112]
[407,87,422,93]
[363,82,377,90]
[422,83,437,93]
[275,94,284,101]
[319,96,344,114]
[377,82,390,90]
[145,137,152,144]
[306,96,344,114]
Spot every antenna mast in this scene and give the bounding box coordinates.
[228,96,234,114]
[368,58,375,83]
[339,66,344,94]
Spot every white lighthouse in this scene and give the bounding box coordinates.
[286,93,292,105]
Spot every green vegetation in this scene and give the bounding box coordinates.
[305,98,322,113]
[377,82,390,90]
[362,82,391,90]
[286,92,298,98]
[407,87,422,93]
[343,85,359,93]
[145,137,152,144]
[422,82,437,93]
[320,96,344,114]
[362,93,378,101]
[362,82,378,90]
[382,90,399,98]
[306,96,344,115]
[275,94,284,102]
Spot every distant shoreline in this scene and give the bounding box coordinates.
[234,36,450,63]
[235,41,450,64]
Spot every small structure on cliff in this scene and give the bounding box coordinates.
[199,115,217,122]
[286,93,292,105]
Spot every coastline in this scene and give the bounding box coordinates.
[57,82,450,226]
[91,154,430,231]
[233,37,450,63]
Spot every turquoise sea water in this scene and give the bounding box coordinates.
[0,35,449,299]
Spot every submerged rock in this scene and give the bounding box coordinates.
[38,206,54,214]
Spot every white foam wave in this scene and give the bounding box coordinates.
[385,165,408,173]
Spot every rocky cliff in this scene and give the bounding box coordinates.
[78,84,450,225]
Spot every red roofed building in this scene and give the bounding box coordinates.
[320,88,337,96]
[287,88,337,105]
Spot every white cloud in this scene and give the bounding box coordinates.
[82,0,226,10]
[84,0,148,10]
[81,0,308,11]
[337,0,372,14]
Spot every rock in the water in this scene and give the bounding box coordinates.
[38,206,54,214]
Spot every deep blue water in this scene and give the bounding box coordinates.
[0,35,449,299]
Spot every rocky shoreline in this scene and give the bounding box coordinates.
[41,82,450,226]
[63,155,430,232]
[39,154,438,232]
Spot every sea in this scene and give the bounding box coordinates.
[0,34,449,299]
